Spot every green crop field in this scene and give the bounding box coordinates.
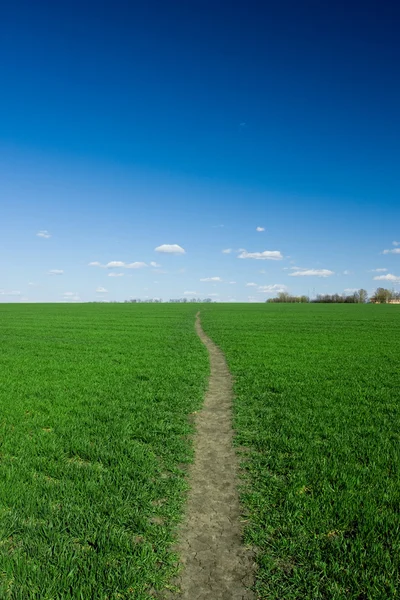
[0,303,208,600]
[2,303,400,599]
[201,303,400,599]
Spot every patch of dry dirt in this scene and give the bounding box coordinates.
[164,312,255,599]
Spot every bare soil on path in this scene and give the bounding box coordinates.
[165,312,255,599]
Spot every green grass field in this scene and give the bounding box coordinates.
[201,303,400,599]
[0,304,208,599]
[1,303,400,599]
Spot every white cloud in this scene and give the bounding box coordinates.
[238,250,283,260]
[28,282,37,286]
[383,248,400,255]
[106,261,126,268]
[125,262,147,269]
[200,276,222,282]
[370,268,388,272]
[89,260,147,269]
[155,244,186,254]
[150,261,161,267]
[393,241,400,246]
[256,226,265,232]
[257,284,288,294]
[289,269,334,277]
[222,248,232,254]
[96,287,108,293]
[373,273,400,282]
[48,269,64,275]
[36,230,51,238]
[108,272,124,277]
[343,270,352,275]
[207,293,219,297]
[63,292,81,301]
[229,281,237,284]
[245,282,257,287]
[0,290,21,296]
[184,291,198,295]
[344,288,358,294]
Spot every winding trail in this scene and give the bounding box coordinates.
[168,312,255,599]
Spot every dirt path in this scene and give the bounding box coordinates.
[166,312,255,599]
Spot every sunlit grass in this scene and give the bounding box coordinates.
[0,303,208,599]
[201,303,400,599]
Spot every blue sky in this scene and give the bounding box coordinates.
[1,0,399,302]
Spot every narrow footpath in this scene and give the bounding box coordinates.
[167,312,255,600]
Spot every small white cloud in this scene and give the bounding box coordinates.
[256,226,265,232]
[344,288,358,294]
[238,250,283,260]
[96,287,108,293]
[63,292,81,301]
[28,282,37,286]
[106,261,126,268]
[108,272,124,277]
[36,230,51,238]
[289,269,334,277]
[184,291,198,295]
[383,248,400,255]
[0,290,21,296]
[393,241,400,246]
[245,282,258,287]
[373,273,400,282]
[200,277,222,282]
[222,248,232,254]
[150,261,161,268]
[207,293,219,297]
[125,262,147,269]
[155,244,186,254]
[257,284,288,294]
[89,260,147,269]
[229,281,237,284]
[48,269,64,275]
[343,270,352,275]
[370,268,388,272]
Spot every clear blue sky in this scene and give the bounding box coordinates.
[1,0,399,302]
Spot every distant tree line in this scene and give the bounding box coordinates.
[267,288,400,304]
[266,292,310,303]
[313,289,368,303]
[370,288,400,303]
